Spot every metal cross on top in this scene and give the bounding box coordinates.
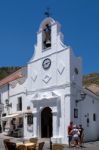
[44,8,51,17]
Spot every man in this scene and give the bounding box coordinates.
[67,121,73,147]
[78,124,84,147]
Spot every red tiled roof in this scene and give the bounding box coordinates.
[0,68,23,87]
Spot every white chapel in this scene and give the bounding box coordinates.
[0,17,99,144]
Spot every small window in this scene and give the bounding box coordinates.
[92,99,94,104]
[17,97,22,111]
[87,118,89,127]
[93,113,96,121]
[74,108,78,118]
[27,114,33,125]
[74,68,79,75]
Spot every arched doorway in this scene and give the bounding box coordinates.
[41,107,52,138]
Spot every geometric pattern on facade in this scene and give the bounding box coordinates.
[42,75,52,84]
[31,71,37,82]
[57,61,65,75]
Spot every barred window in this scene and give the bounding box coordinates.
[93,113,96,121]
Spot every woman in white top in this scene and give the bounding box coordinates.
[71,124,80,147]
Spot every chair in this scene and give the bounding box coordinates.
[29,138,38,144]
[52,144,64,150]
[3,139,10,150]
[17,145,26,150]
[4,141,11,150]
[27,146,36,150]
[27,138,38,150]
[37,142,44,150]
[5,141,16,150]
[9,142,16,150]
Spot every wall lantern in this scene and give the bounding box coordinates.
[75,92,86,104]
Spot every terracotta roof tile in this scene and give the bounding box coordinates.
[0,68,23,87]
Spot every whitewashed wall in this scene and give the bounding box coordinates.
[0,85,9,115]
[80,90,99,141]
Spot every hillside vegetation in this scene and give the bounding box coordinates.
[83,73,99,86]
[83,73,99,96]
[0,67,21,80]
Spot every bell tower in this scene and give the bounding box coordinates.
[29,16,66,63]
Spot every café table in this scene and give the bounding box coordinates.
[16,141,36,150]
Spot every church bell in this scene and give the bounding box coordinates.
[46,40,51,47]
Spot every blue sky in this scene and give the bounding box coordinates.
[0,0,99,74]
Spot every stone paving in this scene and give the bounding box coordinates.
[0,134,99,150]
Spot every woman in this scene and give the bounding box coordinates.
[71,124,80,147]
